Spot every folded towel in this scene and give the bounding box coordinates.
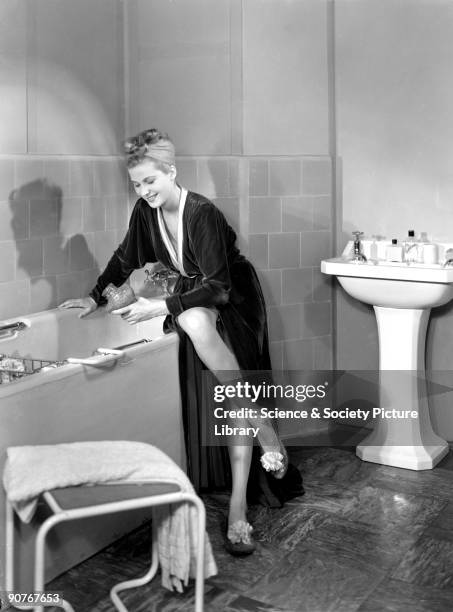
[2,441,217,592]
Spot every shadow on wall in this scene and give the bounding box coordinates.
[8,179,99,313]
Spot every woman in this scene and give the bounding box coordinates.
[60,129,303,555]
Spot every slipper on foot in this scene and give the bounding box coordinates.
[224,519,256,556]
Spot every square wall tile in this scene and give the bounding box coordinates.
[0,242,16,282]
[249,159,268,196]
[30,198,59,237]
[43,236,70,275]
[69,160,94,196]
[0,159,14,201]
[13,178,47,203]
[229,160,240,196]
[83,197,106,232]
[15,159,45,191]
[175,158,197,191]
[302,158,331,195]
[313,267,333,302]
[214,197,240,234]
[16,239,43,279]
[60,197,83,235]
[313,195,332,230]
[44,159,71,194]
[300,301,331,339]
[69,233,95,271]
[269,159,301,196]
[267,304,300,342]
[56,271,84,303]
[198,159,230,198]
[30,276,57,312]
[0,198,28,241]
[283,338,314,370]
[300,231,332,266]
[257,269,281,306]
[94,230,119,269]
[269,340,283,370]
[81,268,102,295]
[269,233,300,269]
[93,159,128,196]
[105,195,129,231]
[282,196,313,232]
[249,197,281,233]
[248,234,268,269]
[0,280,30,320]
[282,268,313,304]
[313,335,333,370]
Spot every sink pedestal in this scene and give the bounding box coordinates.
[356,306,449,470]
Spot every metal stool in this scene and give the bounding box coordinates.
[5,481,206,612]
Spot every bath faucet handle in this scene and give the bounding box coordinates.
[0,320,28,340]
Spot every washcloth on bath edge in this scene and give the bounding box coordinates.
[2,441,217,592]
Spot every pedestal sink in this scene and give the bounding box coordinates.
[321,255,453,470]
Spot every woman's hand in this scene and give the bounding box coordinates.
[58,296,98,319]
[111,296,169,324]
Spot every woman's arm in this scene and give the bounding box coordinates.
[59,295,98,318]
[111,296,169,323]
[60,200,157,317]
[89,201,157,304]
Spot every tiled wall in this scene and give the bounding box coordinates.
[1,153,334,372]
[174,155,334,372]
[0,156,129,320]
[126,0,335,376]
[248,157,334,372]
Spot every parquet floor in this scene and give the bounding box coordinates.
[47,445,453,611]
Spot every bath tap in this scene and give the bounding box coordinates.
[349,231,367,263]
[0,321,27,333]
[0,321,27,339]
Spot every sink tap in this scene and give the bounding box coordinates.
[350,231,367,263]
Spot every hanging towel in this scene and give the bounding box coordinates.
[2,440,217,592]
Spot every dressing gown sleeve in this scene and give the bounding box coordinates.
[89,200,157,304]
[165,203,232,316]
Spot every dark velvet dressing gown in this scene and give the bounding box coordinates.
[90,189,303,507]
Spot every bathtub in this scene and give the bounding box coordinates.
[0,307,183,590]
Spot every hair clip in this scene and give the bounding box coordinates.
[124,136,147,157]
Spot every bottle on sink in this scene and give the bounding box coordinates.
[403,230,420,263]
[386,239,404,262]
[418,232,438,265]
[369,235,379,262]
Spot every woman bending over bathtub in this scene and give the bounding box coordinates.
[60,128,303,555]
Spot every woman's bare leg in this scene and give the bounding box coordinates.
[177,307,283,456]
[228,438,253,524]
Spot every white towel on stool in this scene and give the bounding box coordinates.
[2,440,217,592]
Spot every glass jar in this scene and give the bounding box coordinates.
[141,269,178,297]
[102,283,137,313]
